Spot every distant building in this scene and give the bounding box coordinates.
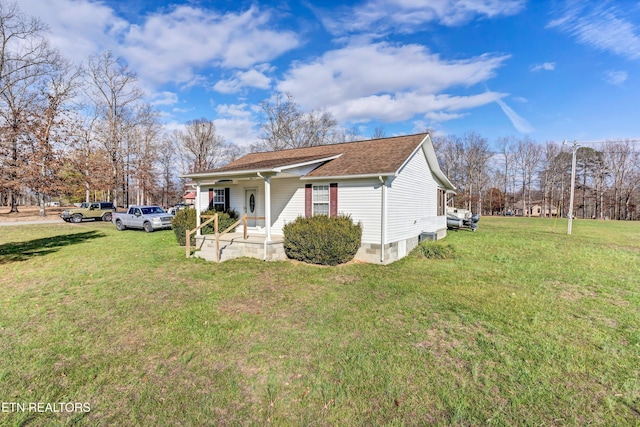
[513,200,558,217]
[183,191,196,206]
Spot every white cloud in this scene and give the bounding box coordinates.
[214,117,259,147]
[278,42,509,123]
[121,5,300,86]
[20,1,301,89]
[548,3,640,60]
[319,0,525,35]
[214,68,272,94]
[496,99,534,133]
[424,111,466,121]
[19,0,127,63]
[149,91,179,106]
[531,62,556,71]
[216,103,254,119]
[603,70,628,85]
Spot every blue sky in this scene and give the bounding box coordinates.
[19,0,640,147]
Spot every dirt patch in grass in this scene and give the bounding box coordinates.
[330,274,359,285]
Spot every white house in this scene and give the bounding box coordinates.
[182,133,456,264]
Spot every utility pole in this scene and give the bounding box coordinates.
[564,140,580,235]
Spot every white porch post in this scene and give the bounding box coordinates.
[264,175,271,242]
[195,180,201,236]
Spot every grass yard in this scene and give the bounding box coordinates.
[0,217,639,426]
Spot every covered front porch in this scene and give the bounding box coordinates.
[192,171,280,244]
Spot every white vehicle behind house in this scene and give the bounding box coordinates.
[446,206,480,231]
[112,205,173,232]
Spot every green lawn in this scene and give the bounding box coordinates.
[0,217,639,426]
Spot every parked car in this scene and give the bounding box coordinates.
[167,203,191,215]
[112,205,173,232]
[60,202,116,223]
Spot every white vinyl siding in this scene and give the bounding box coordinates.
[228,186,244,215]
[271,177,305,233]
[198,187,208,212]
[271,178,380,243]
[386,147,440,242]
[331,178,381,244]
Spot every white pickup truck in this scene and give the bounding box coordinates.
[112,205,173,232]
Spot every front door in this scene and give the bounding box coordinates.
[245,189,257,227]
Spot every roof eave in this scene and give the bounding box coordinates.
[300,172,397,181]
[181,169,273,180]
[181,154,344,179]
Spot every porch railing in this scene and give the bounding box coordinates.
[185,214,219,258]
[185,214,266,261]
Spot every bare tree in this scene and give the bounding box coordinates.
[85,51,144,207]
[461,131,491,213]
[128,104,161,205]
[251,92,339,152]
[339,126,365,142]
[0,2,59,212]
[371,126,386,139]
[495,136,517,214]
[433,134,465,204]
[537,141,561,218]
[221,141,245,165]
[157,134,179,207]
[178,118,226,173]
[605,140,639,220]
[514,137,541,216]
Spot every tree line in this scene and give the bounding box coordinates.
[434,133,640,221]
[1,1,638,221]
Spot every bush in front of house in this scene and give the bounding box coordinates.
[201,208,239,236]
[171,208,240,246]
[171,208,197,246]
[283,214,362,266]
[413,241,456,259]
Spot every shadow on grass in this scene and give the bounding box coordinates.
[0,231,105,264]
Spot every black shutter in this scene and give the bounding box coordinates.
[224,187,230,212]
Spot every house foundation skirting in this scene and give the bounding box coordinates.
[194,228,447,264]
[355,228,447,265]
[194,233,286,262]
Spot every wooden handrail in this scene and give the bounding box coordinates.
[186,213,250,260]
[185,214,218,258]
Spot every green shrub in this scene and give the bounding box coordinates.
[171,208,240,246]
[201,208,239,235]
[283,215,362,266]
[171,208,197,246]
[413,241,456,259]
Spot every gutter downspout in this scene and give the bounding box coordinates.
[257,172,271,260]
[195,180,201,236]
[379,176,387,263]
